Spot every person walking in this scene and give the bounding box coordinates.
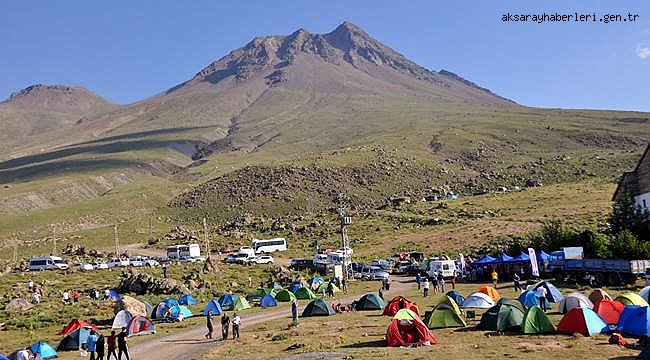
[204,311,214,339]
[378,287,384,300]
[536,285,548,312]
[432,275,439,294]
[450,272,457,290]
[291,300,298,323]
[32,290,41,305]
[162,263,168,279]
[117,327,130,360]
[28,279,34,292]
[221,312,230,340]
[87,331,99,360]
[73,289,80,304]
[438,273,445,292]
[326,282,334,299]
[62,289,70,304]
[232,313,241,340]
[96,333,105,360]
[415,273,421,290]
[491,269,499,288]
[106,331,117,360]
[513,272,521,292]
[422,277,430,297]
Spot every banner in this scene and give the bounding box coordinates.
[459,253,466,273]
[528,248,540,277]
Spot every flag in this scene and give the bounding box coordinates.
[528,248,539,277]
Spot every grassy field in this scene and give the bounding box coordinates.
[205,279,642,360]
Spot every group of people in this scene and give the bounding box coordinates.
[83,328,131,360]
[416,271,456,297]
[27,279,43,305]
[61,288,81,304]
[204,312,242,340]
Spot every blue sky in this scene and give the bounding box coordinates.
[1,0,649,111]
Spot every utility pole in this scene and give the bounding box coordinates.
[203,217,210,260]
[339,207,352,284]
[12,234,18,264]
[51,224,57,256]
[114,224,120,257]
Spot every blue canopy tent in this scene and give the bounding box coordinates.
[494,253,514,263]
[537,251,552,263]
[31,341,58,359]
[470,255,496,265]
[203,300,223,315]
[179,294,197,306]
[260,294,278,308]
[288,284,301,293]
[509,252,530,263]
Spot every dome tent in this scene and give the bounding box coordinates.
[617,306,650,337]
[260,294,278,308]
[57,319,98,337]
[294,287,317,300]
[386,309,437,347]
[355,293,385,311]
[558,293,593,314]
[169,305,193,319]
[302,299,335,317]
[589,289,612,304]
[57,326,93,351]
[152,302,170,319]
[445,290,465,307]
[462,292,495,309]
[522,306,555,334]
[203,299,224,315]
[593,299,624,325]
[477,286,500,301]
[275,289,298,302]
[557,307,608,336]
[179,294,197,306]
[126,316,155,337]
[528,281,564,303]
[423,295,466,329]
[518,290,551,310]
[383,296,419,316]
[31,342,58,360]
[615,292,649,307]
[478,300,526,332]
[112,310,133,329]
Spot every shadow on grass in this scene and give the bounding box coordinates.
[339,339,386,348]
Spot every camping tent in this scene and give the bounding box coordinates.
[112,310,133,329]
[616,306,650,337]
[302,299,335,317]
[152,302,170,319]
[641,286,650,303]
[309,277,325,290]
[288,283,302,293]
[0,353,8,360]
[143,301,153,317]
[478,300,526,332]
[275,289,298,302]
[558,293,594,314]
[477,286,500,301]
[518,291,551,310]
[108,290,121,301]
[5,298,33,312]
[589,289,613,304]
[528,281,563,303]
[470,255,496,265]
[56,327,92,351]
[231,296,251,311]
[203,300,224,315]
[556,307,608,336]
[260,294,277,308]
[462,292,495,309]
[355,293,385,311]
[162,298,179,308]
[593,299,624,325]
[169,305,193,319]
[383,296,420,316]
[31,342,57,360]
[115,295,147,317]
[446,291,465,307]
[246,288,275,302]
[522,306,555,334]
[126,316,155,337]
[615,292,649,307]
[386,309,437,347]
[294,287,316,300]
[57,319,98,337]
[179,294,197,306]
[317,282,341,294]
[423,296,466,329]
[219,294,237,310]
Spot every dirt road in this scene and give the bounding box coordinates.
[130,276,414,360]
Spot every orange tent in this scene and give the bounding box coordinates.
[57,319,98,337]
[382,296,420,317]
[478,286,501,301]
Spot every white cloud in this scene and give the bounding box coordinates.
[636,43,650,59]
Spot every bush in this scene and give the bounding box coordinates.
[610,230,649,259]
[578,230,611,259]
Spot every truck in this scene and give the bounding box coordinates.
[548,258,650,285]
[167,244,201,261]
[424,259,457,279]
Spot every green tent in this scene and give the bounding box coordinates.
[615,292,649,307]
[356,293,385,311]
[424,295,467,329]
[231,296,251,311]
[294,287,316,300]
[302,299,335,317]
[478,300,525,332]
[522,306,555,334]
[317,282,341,294]
[275,289,298,302]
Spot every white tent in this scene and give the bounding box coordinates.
[112,310,133,329]
[559,292,593,314]
[461,292,495,309]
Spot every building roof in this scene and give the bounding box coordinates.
[614,143,650,201]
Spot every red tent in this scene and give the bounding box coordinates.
[57,319,98,336]
[593,299,625,325]
[382,296,420,317]
[386,309,437,347]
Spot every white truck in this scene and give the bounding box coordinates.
[167,244,202,262]
[426,259,457,279]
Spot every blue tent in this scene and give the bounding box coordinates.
[471,255,496,265]
[446,291,465,307]
[152,302,170,319]
[203,300,223,315]
[509,252,530,263]
[260,294,278,308]
[309,277,324,286]
[162,298,180,308]
[108,289,121,301]
[617,306,650,337]
[529,281,564,303]
[169,305,192,319]
[518,290,551,310]
[31,342,58,359]
[0,353,8,360]
[640,347,650,360]
[288,284,301,293]
[179,294,197,306]
[57,327,92,351]
[537,251,552,263]
[495,253,514,263]
[219,294,237,310]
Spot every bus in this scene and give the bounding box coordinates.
[167,244,201,260]
[251,238,287,254]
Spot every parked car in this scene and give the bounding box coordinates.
[73,263,94,271]
[143,257,160,267]
[107,258,130,268]
[289,258,314,271]
[129,256,145,267]
[28,256,69,271]
[371,259,393,273]
[246,255,274,265]
[92,262,109,270]
[361,266,390,280]
[225,253,249,264]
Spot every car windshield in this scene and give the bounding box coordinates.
[54,259,66,264]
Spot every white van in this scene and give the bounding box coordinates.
[427,259,457,279]
[29,256,69,271]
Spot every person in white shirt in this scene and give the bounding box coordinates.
[232,313,241,339]
[32,291,41,304]
[62,290,70,304]
[536,285,548,311]
[422,278,430,297]
[28,279,34,291]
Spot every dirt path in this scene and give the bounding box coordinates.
[130,276,414,360]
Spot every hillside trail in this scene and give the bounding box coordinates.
[130,275,414,360]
